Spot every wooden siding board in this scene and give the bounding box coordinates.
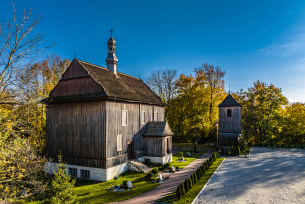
[46,100,106,167]
[219,107,241,133]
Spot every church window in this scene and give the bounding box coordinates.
[122,110,128,126]
[117,134,123,151]
[141,111,145,124]
[154,111,158,121]
[227,109,232,117]
[69,168,77,177]
[80,170,90,179]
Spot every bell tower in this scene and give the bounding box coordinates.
[105,29,118,75]
[218,94,242,146]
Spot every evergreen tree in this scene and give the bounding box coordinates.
[194,173,198,184]
[192,174,195,184]
[181,182,185,195]
[184,179,189,192]
[238,145,241,155]
[176,185,182,199]
[48,153,76,204]
[188,177,192,189]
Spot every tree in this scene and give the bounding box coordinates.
[195,63,226,121]
[166,64,226,143]
[48,154,76,204]
[15,55,70,153]
[0,3,52,101]
[0,132,47,199]
[236,80,288,144]
[145,68,178,102]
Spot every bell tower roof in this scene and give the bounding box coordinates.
[218,94,241,107]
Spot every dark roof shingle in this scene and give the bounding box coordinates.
[143,122,173,137]
[43,59,167,106]
[218,94,241,107]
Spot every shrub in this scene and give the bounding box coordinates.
[194,173,198,184]
[281,144,284,148]
[238,145,241,156]
[188,177,192,189]
[176,185,182,199]
[152,167,159,175]
[150,177,157,182]
[179,152,184,159]
[226,147,229,156]
[184,179,189,192]
[157,178,160,183]
[146,172,153,178]
[123,181,128,189]
[191,174,195,185]
[180,182,185,195]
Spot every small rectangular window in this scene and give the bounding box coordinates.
[80,170,90,179]
[122,110,128,126]
[69,168,77,177]
[141,111,145,124]
[117,134,123,151]
[154,112,158,121]
[227,109,232,117]
[165,137,168,154]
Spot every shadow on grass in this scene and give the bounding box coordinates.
[74,171,160,204]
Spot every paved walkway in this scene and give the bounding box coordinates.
[109,151,214,204]
[193,147,305,204]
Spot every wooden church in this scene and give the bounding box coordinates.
[218,94,242,146]
[43,32,173,181]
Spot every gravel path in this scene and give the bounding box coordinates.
[193,147,305,204]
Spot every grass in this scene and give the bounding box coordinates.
[173,143,217,151]
[157,158,224,204]
[27,171,159,204]
[169,150,206,169]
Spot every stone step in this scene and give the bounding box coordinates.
[129,161,151,173]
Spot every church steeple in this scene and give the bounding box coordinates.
[105,28,118,75]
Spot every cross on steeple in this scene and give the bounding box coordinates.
[110,28,113,37]
[74,51,77,59]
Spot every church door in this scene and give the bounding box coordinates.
[127,141,134,160]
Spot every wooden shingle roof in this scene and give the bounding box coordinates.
[218,94,241,107]
[143,122,174,137]
[42,59,167,106]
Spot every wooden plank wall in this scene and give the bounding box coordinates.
[106,101,141,160]
[154,105,165,121]
[46,100,107,168]
[106,102,161,164]
[143,137,164,157]
[219,107,241,133]
[50,59,104,97]
[62,59,88,79]
[50,77,104,97]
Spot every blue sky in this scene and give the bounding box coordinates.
[1,0,305,102]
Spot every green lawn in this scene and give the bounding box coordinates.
[169,150,206,169]
[27,171,159,204]
[158,158,224,204]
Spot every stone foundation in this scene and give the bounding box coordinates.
[138,154,172,165]
[45,162,129,181]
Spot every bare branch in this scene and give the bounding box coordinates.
[0,3,52,100]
